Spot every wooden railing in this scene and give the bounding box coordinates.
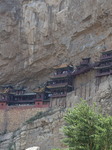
[7,100,35,103]
[50,72,71,78]
[50,93,67,98]
[73,65,92,76]
[47,82,68,88]
[94,64,112,70]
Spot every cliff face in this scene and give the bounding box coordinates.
[0,0,112,150]
[0,0,112,87]
[0,77,112,150]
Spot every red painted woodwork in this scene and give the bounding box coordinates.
[35,101,43,106]
[35,101,49,108]
[36,93,44,101]
[0,102,7,109]
[7,104,49,110]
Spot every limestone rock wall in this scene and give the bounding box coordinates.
[0,0,112,150]
[0,106,47,134]
[0,0,112,88]
[0,75,112,150]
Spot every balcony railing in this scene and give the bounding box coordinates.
[50,93,67,98]
[7,99,35,103]
[50,72,71,79]
[47,82,68,89]
[73,66,92,76]
[94,64,112,70]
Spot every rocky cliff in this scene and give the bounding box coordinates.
[0,0,112,88]
[0,0,112,150]
[0,76,112,150]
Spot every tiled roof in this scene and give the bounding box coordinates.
[33,88,45,93]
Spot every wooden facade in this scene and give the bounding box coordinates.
[0,93,7,109]
[95,50,112,77]
[0,51,111,109]
[34,87,50,107]
[47,64,74,98]
[73,58,92,76]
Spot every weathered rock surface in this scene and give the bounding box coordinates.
[0,132,13,150]
[93,76,112,115]
[0,0,112,88]
[0,77,112,150]
[0,0,112,150]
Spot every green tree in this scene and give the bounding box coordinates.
[94,115,112,150]
[63,100,112,150]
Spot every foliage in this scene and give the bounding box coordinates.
[52,149,69,150]
[52,149,61,150]
[94,115,112,150]
[63,100,112,150]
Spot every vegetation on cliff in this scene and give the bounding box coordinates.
[54,100,112,150]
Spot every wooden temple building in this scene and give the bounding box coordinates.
[94,50,112,77]
[46,64,74,98]
[0,85,37,108]
[34,87,50,107]
[0,50,111,109]
[0,61,93,109]
[0,85,13,109]
[0,85,49,108]
[73,58,92,76]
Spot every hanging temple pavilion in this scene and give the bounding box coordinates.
[0,50,112,109]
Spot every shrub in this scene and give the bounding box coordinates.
[63,100,112,150]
